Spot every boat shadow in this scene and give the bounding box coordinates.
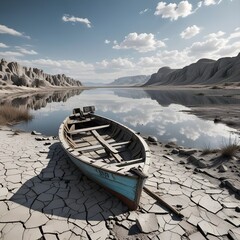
[10,142,128,221]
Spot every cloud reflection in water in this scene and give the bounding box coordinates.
[14,88,238,149]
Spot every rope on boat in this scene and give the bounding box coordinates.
[143,186,184,219]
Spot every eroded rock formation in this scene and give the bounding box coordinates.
[0,59,82,88]
[144,53,240,86]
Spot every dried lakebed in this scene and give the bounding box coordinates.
[0,127,239,240]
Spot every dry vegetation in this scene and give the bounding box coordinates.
[0,105,33,125]
[220,141,240,158]
[202,138,240,158]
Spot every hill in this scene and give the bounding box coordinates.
[109,75,150,86]
[144,53,240,86]
[0,59,82,88]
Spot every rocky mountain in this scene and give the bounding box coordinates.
[144,53,240,86]
[0,59,82,88]
[109,75,150,86]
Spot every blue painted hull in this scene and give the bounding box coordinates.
[62,149,146,209]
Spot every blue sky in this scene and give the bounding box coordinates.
[0,0,239,83]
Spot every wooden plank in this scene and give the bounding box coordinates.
[111,152,122,163]
[65,134,76,148]
[68,117,94,125]
[68,124,110,135]
[143,187,184,218]
[116,158,143,167]
[91,129,118,154]
[76,141,130,152]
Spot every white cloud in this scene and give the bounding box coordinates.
[180,25,201,39]
[0,24,30,39]
[0,24,22,36]
[201,0,221,6]
[23,59,93,70]
[15,46,38,55]
[0,51,24,58]
[0,43,8,48]
[138,56,163,68]
[139,8,149,14]
[154,1,193,21]
[96,57,135,70]
[113,32,165,52]
[190,34,227,54]
[104,39,110,44]
[229,30,240,40]
[144,29,240,70]
[62,14,92,28]
[19,58,94,81]
[180,127,200,141]
[205,31,225,39]
[156,50,191,68]
[186,29,240,60]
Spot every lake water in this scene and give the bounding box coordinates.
[9,88,239,149]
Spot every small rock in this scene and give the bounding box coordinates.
[180,149,198,155]
[218,164,228,172]
[187,155,207,168]
[148,136,158,143]
[136,213,158,233]
[171,149,179,154]
[165,142,177,148]
[223,179,240,193]
[235,206,240,212]
[214,117,222,123]
[198,161,208,168]
[31,131,42,135]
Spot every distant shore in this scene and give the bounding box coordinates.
[0,85,90,98]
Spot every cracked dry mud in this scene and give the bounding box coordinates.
[0,127,239,240]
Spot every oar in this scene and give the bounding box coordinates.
[143,186,184,218]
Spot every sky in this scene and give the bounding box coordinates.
[0,0,240,84]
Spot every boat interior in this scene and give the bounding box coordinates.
[63,107,147,169]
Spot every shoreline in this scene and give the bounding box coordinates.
[1,84,240,134]
[0,85,91,99]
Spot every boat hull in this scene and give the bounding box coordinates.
[62,148,146,210]
[59,111,150,210]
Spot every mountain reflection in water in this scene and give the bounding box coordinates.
[4,88,239,149]
[0,89,83,110]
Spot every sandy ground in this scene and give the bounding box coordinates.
[0,126,239,239]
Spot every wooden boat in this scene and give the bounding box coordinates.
[59,106,151,210]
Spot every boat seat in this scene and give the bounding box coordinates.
[68,124,110,135]
[76,141,131,152]
[91,129,118,154]
[91,129,125,163]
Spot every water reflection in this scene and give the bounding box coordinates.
[114,89,240,106]
[4,88,239,149]
[0,89,83,110]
